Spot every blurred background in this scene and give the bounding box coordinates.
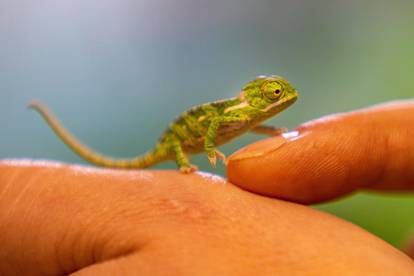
[1,0,413,248]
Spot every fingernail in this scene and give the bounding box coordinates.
[229,131,301,161]
[282,130,300,140]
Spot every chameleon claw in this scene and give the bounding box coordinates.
[207,150,227,167]
[208,154,217,167]
[180,165,198,174]
[215,150,227,165]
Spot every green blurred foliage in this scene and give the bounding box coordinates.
[0,0,413,247]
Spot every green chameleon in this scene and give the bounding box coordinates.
[29,75,298,173]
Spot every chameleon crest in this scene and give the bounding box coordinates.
[29,75,298,173]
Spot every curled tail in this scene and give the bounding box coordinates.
[28,100,164,169]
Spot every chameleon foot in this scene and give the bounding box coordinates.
[207,154,216,167]
[215,150,227,165]
[180,165,198,174]
[207,150,227,167]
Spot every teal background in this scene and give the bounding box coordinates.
[1,0,413,248]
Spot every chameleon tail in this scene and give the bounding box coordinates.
[28,100,163,169]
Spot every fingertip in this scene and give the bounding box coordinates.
[227,122,385,204]
[228,136,289,162]
[227,130,332,204]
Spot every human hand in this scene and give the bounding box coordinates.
[1,100,413,275]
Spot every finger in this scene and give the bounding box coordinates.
[0,160,226,275]
[227,100,414,204]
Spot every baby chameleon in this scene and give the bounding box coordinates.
[29,75,298,173]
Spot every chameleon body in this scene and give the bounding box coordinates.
[29,75,298,173]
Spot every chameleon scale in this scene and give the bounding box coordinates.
[29,75,298,173]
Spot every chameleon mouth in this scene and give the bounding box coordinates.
[238,89,298,113]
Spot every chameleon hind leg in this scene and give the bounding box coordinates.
[170,138,198,173]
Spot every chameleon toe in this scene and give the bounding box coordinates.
[208,155,217,167]
[215,150,227,165]
[180,165,198,174]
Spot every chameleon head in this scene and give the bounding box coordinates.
[241,75,298,114]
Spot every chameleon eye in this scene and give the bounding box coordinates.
[262,81,283,100]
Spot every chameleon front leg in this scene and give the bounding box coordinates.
[250,125,288,136]
[204,116,248,167]
[170,138,198,173]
